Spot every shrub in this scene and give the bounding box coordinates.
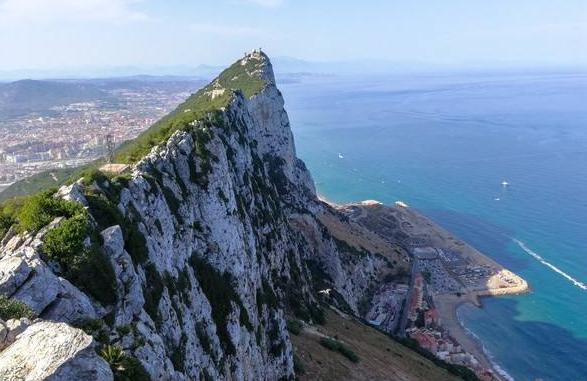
[265,154,288,195]
[68,246,117,305]
[196,322,212,354]
[293,353,305,375]
[422,270,432,284]
[78,168,109,187]
[286,319,303,336]
[72,318,104,333]
[0,212,14,241]
[14,191,84,233]
[170,334,187,372]
[99,345,151,381]
[309,304,326,325]
[116,324,132,336]
[268,318,285,357]
[42,215,117,306]
[0,295,36,320]
[42,214,88,260]
[85,193,148,264]
[319,338,359,363]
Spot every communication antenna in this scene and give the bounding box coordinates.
[105,134,115,164]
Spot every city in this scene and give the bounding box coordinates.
[0,78,204,192]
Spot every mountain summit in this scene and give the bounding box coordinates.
[0,52,467,381]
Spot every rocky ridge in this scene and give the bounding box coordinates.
[0,51,434,381]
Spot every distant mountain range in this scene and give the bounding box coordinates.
[0,79,108,119]
[0,76,206,120]
[2,56,584,83]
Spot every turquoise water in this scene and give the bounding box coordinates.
[279,71,587,381]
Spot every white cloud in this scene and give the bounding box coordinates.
[0,0,148,24]
[241,0,284,8]
[188,23,263,38]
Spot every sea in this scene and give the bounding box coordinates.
[278,69,587,381]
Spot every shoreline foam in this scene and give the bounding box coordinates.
[457,306,516,381]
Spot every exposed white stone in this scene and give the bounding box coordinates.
[100,225,144,325]
[5,318,31,344]
[0,321,112,381]
[42,277,98,322]
[54,183,88,207]
[0,230,96,322]
[0,254,32,296]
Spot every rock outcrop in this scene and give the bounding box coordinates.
[0,51,409,380]
[0,320,112,381]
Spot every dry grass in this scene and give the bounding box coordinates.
[292,309,462,381]
[317,208,409,270]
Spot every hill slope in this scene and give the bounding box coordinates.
[0,52,468,380]
[0,79,107,119]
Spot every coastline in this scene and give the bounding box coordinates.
[396,204,528,380]
[435,294,492,368]
[321,197,528,380]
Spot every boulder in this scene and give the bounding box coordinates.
[0,321,112,381]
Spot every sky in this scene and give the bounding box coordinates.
[0,0,586,74]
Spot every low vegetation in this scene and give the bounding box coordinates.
[99,345,151,381]
[0,295,36,320]
[0,167,78,204]
[142,263,164,325]
[293,353,306,375]
[216,54,268,98]
[41,211,117,306]
[0,54,269,203]
[4,190,84,233]
[319,337,360,363]
[85,190,148,264]
[113,54,267,164]
[286,319,303,336]
[0,211,14,241]
[0,158,108,204]
[0,190,117,306]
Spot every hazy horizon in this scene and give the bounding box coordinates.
[1,0,585,78]
[2,55,587,82]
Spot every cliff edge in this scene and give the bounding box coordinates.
[0,51,476,381]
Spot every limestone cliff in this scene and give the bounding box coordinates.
[0,52,416,381]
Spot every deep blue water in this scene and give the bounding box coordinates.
[278,71,587,381]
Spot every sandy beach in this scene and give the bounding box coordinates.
[435,294,491,365]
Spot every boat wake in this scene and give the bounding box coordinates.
[513,239,587,291]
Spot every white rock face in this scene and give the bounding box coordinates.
[0,321,112,381]
[0,52,390,380]
[54,183,88,207]
[0,235,97,322]
[101,225,144,326]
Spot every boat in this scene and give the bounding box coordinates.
[501,180,510,186]
[338,153,344,159]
